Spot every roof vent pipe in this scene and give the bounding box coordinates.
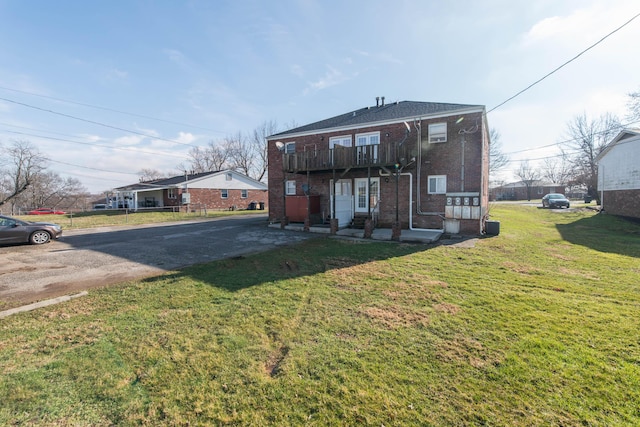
[376,96,380,107]
[381,96,385,106]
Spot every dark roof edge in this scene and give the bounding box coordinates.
[267,101,485,140]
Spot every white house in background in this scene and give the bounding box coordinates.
[595,129,640,219]
[112,170,268,212]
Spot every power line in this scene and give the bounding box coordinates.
[47,159,137,176]
[0,127,190,160]
[503,119,640,155]
[0,85,227,134]
[0,95,201,149]
[487,11,640,114]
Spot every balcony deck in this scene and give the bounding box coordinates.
[283,142,409,173]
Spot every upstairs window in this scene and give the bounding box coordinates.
[428,175,447,194]
[329,136,352,148]
[285,142,296,154]
[226,172,233,181]
[428,123,447,143]
[241,189,248,198]
[356,132,380,146]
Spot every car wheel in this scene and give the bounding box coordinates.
[30,230,51,245]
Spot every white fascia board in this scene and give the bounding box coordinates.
[596,129,640,163]
[267,107,486,141]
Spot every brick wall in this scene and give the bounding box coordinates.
[163,188,268,211]
[602,189,640,219]
[267,111,488,233]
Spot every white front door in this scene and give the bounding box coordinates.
[354,178,380,214]
[330,179,353,227]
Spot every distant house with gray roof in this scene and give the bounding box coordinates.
[267,98,490,235]
[113,170,267,212]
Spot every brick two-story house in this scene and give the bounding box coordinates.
[267,99,490,235]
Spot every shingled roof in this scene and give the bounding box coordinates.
[270,100,484,138]
[115,171,220,191]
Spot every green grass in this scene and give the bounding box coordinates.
[15,208,265,230]
[1,205,639,426]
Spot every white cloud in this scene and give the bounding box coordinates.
[304,66,347,94]
[164,48,191,71]
[290,64,304,77]
[76,133,103,143]
[521,1,640,49]
[133,124,160,138]
[113,135,145,147]
[106,68,128,80]
[176,131,196,145]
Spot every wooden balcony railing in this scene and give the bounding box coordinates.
[283,142,409,173]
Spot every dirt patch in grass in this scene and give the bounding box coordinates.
[558,267,600,280]
[361,305,430,329]
[436,334,499,368]
[433,302,461,315]
[265,345,290,378]
[502,261,539,275]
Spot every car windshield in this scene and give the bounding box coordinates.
[549,194,565,199]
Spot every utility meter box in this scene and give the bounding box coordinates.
[182,193,191,204]
[445,192,480,219]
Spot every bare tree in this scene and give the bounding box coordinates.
[226,132,254,178]
[18,172,88,209]
[138,168,169,182]
[514,160,541,201]
[249,120,279,182]
[183,140,231,174]
[489,128,509,176]
[563,112,621,203]
[181,119,281,181]
[0,140,48,212]
[627,89,640,122]
[541,154,572,188]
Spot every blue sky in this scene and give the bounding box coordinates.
[1,0,639,193]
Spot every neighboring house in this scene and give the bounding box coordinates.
[595,128,640,219]
[267,98,490,235]
[113,170,268,212]
[490,181,564,201]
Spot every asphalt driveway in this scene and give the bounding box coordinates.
[0,214,316,308]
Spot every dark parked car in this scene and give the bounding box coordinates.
[542,193,570,209]
[0,214,62,245]
[27,208,66,215]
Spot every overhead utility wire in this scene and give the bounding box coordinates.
[503,119,640,155]
[487,11,640,114]
[47,159,137,176]
[0,85,226,134]
[0,96,200,149]
[0,128,190,160]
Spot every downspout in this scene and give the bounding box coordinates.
[599,164,604,212]
[379,170,435,231]
[480,117,487,234]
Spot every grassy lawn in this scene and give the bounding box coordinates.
[1,204,639,425]
[14,208,265,230]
